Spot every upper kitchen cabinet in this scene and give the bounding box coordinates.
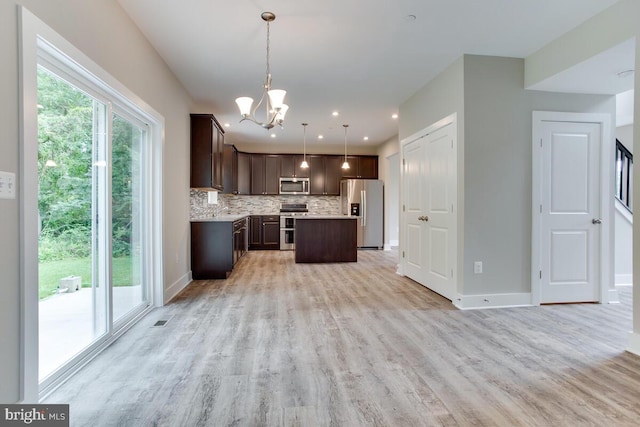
[251,154,280,195]
[222,144,238,194]
[237,151,251,195]
[280,155,310,178]
[309,155,342,196]
[190,114,224,190]
[341,155,378,179]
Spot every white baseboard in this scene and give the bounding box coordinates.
[607,287,621,304]
[627,332,640,356]
[164,271,192,304]
[453,292,532,310]
[615,274,633,286]
[384,240,399,251]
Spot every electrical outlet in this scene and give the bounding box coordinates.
[474,261,483,274]
[0,171,16,199]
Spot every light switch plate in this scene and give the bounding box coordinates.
[0,171,16,199]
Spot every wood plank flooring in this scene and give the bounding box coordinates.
[45,250,640,426]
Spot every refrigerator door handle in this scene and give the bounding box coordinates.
[361,190,366,227]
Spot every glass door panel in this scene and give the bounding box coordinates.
[112,113,147,323]
[37,67,108,381]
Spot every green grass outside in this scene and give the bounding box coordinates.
[39,256,134,300]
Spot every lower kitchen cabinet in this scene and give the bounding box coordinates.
[191,217,248,279]
[249,215,280,250]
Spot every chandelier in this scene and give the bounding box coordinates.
[235,12,288,130]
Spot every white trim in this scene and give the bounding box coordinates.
[627,332,640,356]
[19,6,165,402]
[18,6,40,404]
[531,111,613,306]
[383,240,399,251]
[616,274,633,286]
[164,272,193,304]
[453,293,533,310]
[607,288,621,304]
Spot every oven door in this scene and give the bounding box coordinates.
[280,228,295,250]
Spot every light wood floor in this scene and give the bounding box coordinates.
[46,250,640,426]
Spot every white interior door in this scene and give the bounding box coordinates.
[424,125,456,299]
[539,120,602,303]
[402,116,457,301]
[403,139,426,281]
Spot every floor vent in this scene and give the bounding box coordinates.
[152,319,169,327]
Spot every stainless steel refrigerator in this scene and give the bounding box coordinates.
[340,179,384,249]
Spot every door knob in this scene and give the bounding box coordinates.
[418,216,424,221]
[592,218,602,224]
[424,215,429,222]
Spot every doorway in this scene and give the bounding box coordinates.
[532,111,613,304]
[401,114,458,300]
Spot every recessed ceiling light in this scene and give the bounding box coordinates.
[224,123,231,127]
[318,135,324,139]
[270,133,277,138]
[392,113,399,119]
[363,136,369,141]
[332,111,339,117]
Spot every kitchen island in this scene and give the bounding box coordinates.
[295,216,357,263]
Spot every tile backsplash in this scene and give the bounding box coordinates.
[190,190,341,219]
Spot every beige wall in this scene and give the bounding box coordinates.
[399,54,615,299]
[462,55,614,296]
[2,0,193,402]
[525,0,639,88]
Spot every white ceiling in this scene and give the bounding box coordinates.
[117,0,625,148]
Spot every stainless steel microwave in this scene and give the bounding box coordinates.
[279,177,310,195]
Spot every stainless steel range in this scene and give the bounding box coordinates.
[279,203,308,250]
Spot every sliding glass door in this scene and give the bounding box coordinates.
[37,65,150,386]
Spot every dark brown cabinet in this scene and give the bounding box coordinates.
[309,155,342,195]
[237,152,251,195]
[222,144,238,194]
[190,114,224,190]
[191,217,248,279]
[341,155,378,179]
[251,154,280,195]
[280,154,310,178]
[220,149,377,196]
[249,215,280,250]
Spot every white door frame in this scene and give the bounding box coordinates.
[531,111,613,305]
[399,113,458,299]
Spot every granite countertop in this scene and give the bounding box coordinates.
[190,214,249,222]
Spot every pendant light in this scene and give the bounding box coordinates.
[341,124,350,170]
[235,12,289,130]
[300,123,309,169]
